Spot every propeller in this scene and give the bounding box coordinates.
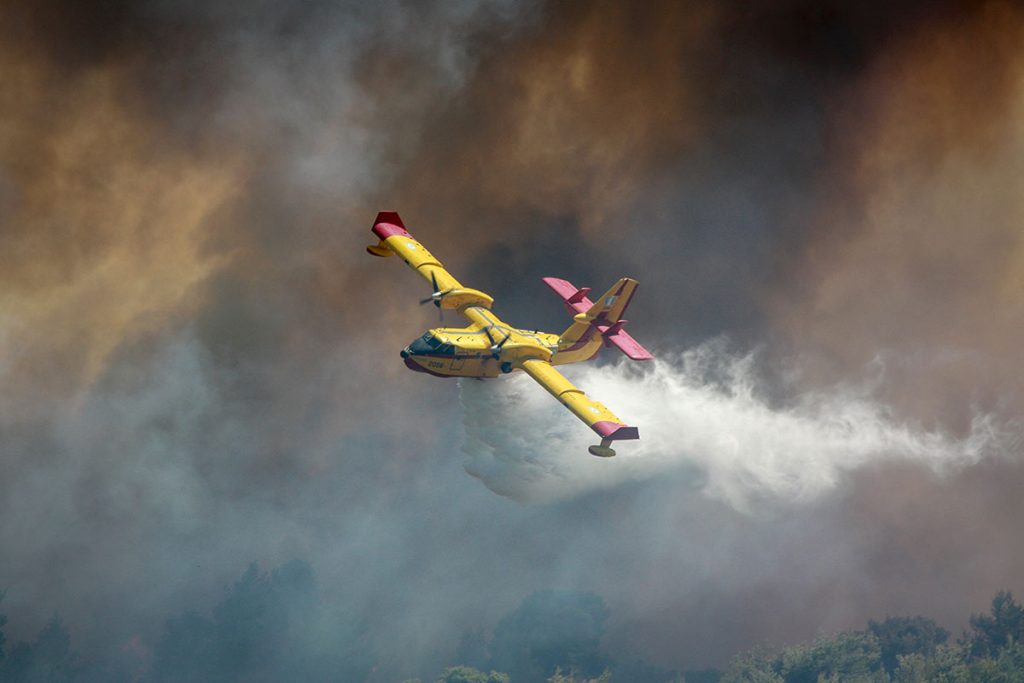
[419,272,451,322]
[419,272,453,306]
[484,326,511,359]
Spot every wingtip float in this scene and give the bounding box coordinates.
[367,211,653,457]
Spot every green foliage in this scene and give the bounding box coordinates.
[4,574,1024,683]
[436,665,511,683]
[892,641,1024,683]
[891,644,968,683]
[869,616,949,674]
[779,631,883,683]
[724,633,886,683]
[721,599,1024,683]
[993,641,1024,682]
[547,667,612,683]
[720,649,784,683]
[966,590,1024,659]
[488,590,610,683]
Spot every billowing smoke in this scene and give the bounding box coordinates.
[3,0,1024,679]
[462,343,1007,506]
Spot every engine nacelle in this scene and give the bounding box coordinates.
[440,287,494,310]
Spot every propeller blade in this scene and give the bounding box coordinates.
[420,272,442,305]
[487,328,512,358]
[419,286,453,306]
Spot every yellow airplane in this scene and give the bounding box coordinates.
[367,211,653,457]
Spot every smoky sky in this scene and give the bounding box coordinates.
[2,0,1023,679]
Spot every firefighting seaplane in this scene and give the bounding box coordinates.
[367,212,653,457]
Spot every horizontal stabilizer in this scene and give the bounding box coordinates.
[542,277,594,315]
[598,327,654,361]
[366,242,393,257]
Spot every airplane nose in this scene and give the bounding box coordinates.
[400,347,411,359]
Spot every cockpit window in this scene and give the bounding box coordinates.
[419,333,454,355]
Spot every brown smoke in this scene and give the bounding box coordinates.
[374,1,711,248]
[774,1,1024,426]
[0,46,244,416]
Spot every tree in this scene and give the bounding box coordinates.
[720,650,784,683]
[436,665,511,683]
[779,632,884,683]
[721,591,1024,683]
[547,668,612,683]
[868,616,949,673]
[723,633,885,683]
[488,590,609,683]
[966,590,1024,659]
[991,641,1024,683]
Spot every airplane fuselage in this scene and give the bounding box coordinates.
[399,305,601,378]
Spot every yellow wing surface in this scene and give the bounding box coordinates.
[366,212,494,311]
[519,359,639,454]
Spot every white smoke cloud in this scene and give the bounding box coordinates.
[460,342,1006,507]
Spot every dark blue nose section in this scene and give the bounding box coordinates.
[407,336,433,356]
[400,347,411,359]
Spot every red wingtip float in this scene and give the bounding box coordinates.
[367,212,653,457]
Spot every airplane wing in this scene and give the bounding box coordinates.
[519,358,638,454]
[367,212,494,311]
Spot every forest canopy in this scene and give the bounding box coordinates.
[2,561,1022,682]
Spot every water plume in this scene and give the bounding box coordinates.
[460,342,1005,507]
